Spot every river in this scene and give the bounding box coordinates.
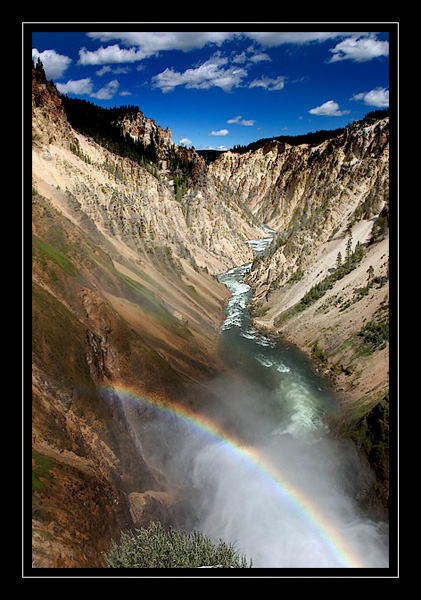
[217,225,336,443]
[123,225,389,569]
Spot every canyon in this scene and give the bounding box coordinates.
[210,120,390,502]
[29,61,391,569]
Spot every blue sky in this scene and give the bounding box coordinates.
[30,27,392,150]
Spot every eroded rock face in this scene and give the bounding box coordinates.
[32,64,75,148]
[128,491,175,529]
[116,110,174,149]
[79,288,120,381]
[209,118,389,245]
[209,116,389,314]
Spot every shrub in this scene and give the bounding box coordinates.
[358,318,389,351]
[104,521,252,568]
[311,341,327,364]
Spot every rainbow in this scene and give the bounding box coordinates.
[104,384,366,569]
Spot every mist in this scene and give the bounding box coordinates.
[188,421,388,568]
[122,371,389,570]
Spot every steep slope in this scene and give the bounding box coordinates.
[209,117,390,508]
[210,116,388,232]
[30,63,263,567]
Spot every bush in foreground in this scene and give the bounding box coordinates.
[104,521,252,568]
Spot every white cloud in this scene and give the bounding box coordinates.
[56,77,94,95]
[79,32,385,69]
[232,51,247,64]
[245,32,351,47]
[198,144,230,151]
[55,77,121,100]
[248,75,286,91]
[206,129,229,137]
[227,115,255,126]
[328,35,389,63]
[309,100,350,116]
[32,48,72,79]
[179,138,193,146]
[351,87,389,108]
[86,31,362,56]
[96,65,112,76]
[85,32,238,61]
[230,46,271,65]
[152,68,184,93]
[249,52,271,63]
[96,65,131,76]
[78,44,147,65]
[91,79,120,100]
[152,53,247,93]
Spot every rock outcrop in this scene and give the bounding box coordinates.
[115,110,174,149]
[32,60,75,148]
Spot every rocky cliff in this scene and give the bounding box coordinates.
[209,116,388,263]
[32,61,75,148]
[115,109,174,149]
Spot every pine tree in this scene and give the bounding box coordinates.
[367,265,375,287]
[354,241,364,263]
[345,230,353,272]
[336,251,342,270]
[35,57,45,76]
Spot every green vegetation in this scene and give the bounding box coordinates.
[338,393,389,478]
[362,394,389,473]
[32,234,77,279]
[32,451,53,492]
[197,148,225,163]
[34,56,45,74]
[357,316,389,352]
[117,258,166,292]
[370,213,389,243]
[69,141,91,164]
[62,96,196,197]
[62,98,156,162]
[311,340,328,364]
[232,128,346,154]
[275,233,365,326]
[104,521,252,568]
[287,268,305,284]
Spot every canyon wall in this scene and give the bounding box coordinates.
[31,63,263,567]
